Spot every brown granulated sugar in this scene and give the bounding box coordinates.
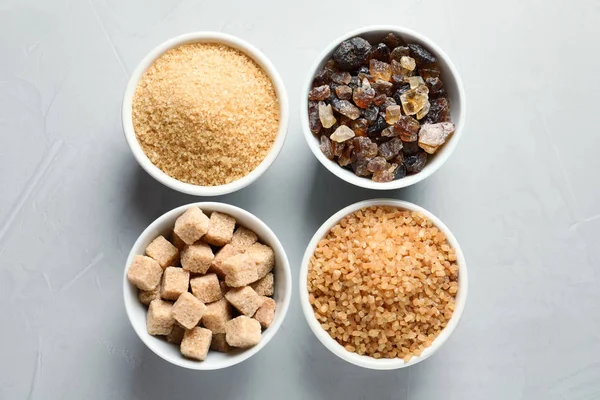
[307,206,459,362]
[132,43,280,186]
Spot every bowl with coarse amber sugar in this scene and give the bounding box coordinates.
[299,199,468,370]
[301,26,466,190]
[123,32,289,196]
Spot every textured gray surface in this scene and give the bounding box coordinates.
[1,0,599,399]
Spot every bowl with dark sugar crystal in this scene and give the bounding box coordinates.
[301,26,466,189]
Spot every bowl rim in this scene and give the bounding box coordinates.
[299,198,468,370]
[122,31,289,196]
[123,202,292,370]
[300,25,467,190]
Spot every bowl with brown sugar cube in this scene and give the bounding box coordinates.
[123,202,292,370]
[123,32,289,196]
[299,199,468,370]
[301,26,466,189]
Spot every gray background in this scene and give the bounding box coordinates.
[1,0,599,399]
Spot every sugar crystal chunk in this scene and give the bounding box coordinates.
[337,142,356,167]
[332,71,352,85]
[351,118,368,137]
[372,80,393,97]
[352,137,378,159]
[408,44,436,65]
[378,138,403,160]
[405,152,428,174]
[308,101,322,134]
[385,105,401,125]
[394,116,420,142]
[382,33,404,49]
[332,37,372,71]
[400,87,429,116]
[405,76,425,89]
[416,100,431,120]
[352,86,375,109]
[351,158,371,177]
[335,85,353,100]
[400,56,416,71]
[369,59,392,82]
[424,97,450,124]
[418,122,455,154]
[318,101,337,128]
[367,156,387,172]
[372,163,398,182]
[332,99,360,120]
[369,43,391,62]
[330,125,356,143]
[381,126,396,137]
[308,85,331,101]
[320,135,334,159]
[390,46,410,63]
[363,105,379,122]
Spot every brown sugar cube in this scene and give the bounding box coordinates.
[181,242,214,274]
[222,254,258,287]
[138,285,160,306]
[167,325,185,344]
[250,273,274,296]
[225,286,265,316]
[127,255,163,291]
[246,243,275,278]
[160,267,190,301]
[170,231,187,251]
[223,243,274,287]
[180,327,212,361]
[254,297,276,329]
[201,299,232,334]
[146,299,174,336]
[225,316,262,348]
[173,207,210,245]
[172,292,207,329]
[211,244,240,278]
[231,226,258,249]
[146,236,179,269]
[203,212,236,246]
[190,274,222,303]
[210,333,231,353]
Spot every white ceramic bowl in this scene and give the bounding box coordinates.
[299,199,468,370]
[300,26,466,190]
[123,202,292,370]
[122,32,289,196]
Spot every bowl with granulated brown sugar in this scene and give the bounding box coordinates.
[122,32,289,196]
[299,199,468,370]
